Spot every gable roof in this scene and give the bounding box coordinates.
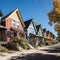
[1,8,25,28]
[43,29,46,33]
[36,24,41,32]
[1,9,15,20]
[46,31,50,33]
[24,19,33,29]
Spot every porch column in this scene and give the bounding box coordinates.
[17,32,19,37]
[24,31,27,39]
[42,37,45,45]
[0,31,1,41]
[35,37,39,47]
[5,30,7,41]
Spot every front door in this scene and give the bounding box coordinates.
[14,31,17,37]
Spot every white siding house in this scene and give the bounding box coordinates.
[24,19,37,39]
[27,22,36,37]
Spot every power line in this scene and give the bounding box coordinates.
[48,0,53,8]
[38,0,53,16]
[38,0,47,14]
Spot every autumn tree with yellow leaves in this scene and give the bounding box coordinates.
[48,0,60,41]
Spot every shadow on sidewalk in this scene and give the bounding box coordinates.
[11,53,60,60]
[41,46,60,53]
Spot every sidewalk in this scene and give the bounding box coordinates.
[0,43,60,60]
[0,49,39,60]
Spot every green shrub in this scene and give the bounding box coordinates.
[18,41,30,49]
[1,47,8,52]
[18,37,27,42]
[0,47,8,52]
[12,37,29,49]
[12,37,18,42]
[0,45,8,52]
[12,37,27,43]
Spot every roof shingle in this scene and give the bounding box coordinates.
[36,24,41,32]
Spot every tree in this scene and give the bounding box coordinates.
[48,0,60,40]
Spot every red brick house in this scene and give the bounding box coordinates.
[1,8,25,42]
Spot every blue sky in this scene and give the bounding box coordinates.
[0,0,57,36]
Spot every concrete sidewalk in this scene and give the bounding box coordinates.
[0,43,60,60]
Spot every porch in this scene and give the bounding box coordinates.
[7,27,25,42]
[0,25,7,45]
[29,33,43,47]
[44,37,53,45]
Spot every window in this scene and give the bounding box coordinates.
[12,20,16,27]
[29,27,34,34]
[17,22,20,28]
[12,20,20,28]
[29,23,35,34]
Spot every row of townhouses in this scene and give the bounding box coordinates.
[0,8,56,47]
